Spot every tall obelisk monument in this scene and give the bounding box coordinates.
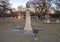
[24,2,32,34]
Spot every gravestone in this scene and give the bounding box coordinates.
[33,28,42,40]
[24,9,33,34]
[47,19,50,23]
[44,15,50,23]
[56,19,60,23]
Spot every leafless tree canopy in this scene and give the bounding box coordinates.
[27,0,52,14]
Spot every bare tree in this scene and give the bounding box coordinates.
[18,5,24,19]
[0,0,12,19]
[54,0,60,11]
[27,0,52,19]
[29,0,52,13]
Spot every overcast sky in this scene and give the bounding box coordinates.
[9,0,29,9]
[9,0,57,10]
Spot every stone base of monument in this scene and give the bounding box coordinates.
[24,26,33,35]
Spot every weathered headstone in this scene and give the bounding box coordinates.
[44,15,50,23]
[24,9,33,34]
[56,19,60,23]
[47,19,50,23]
[33,28,42,40]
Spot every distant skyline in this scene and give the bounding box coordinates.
[9,0,29,9]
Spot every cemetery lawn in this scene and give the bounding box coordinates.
[0,18,60,42]
[21,18,60,42]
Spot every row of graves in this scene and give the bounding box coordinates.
[43,14,60,24]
